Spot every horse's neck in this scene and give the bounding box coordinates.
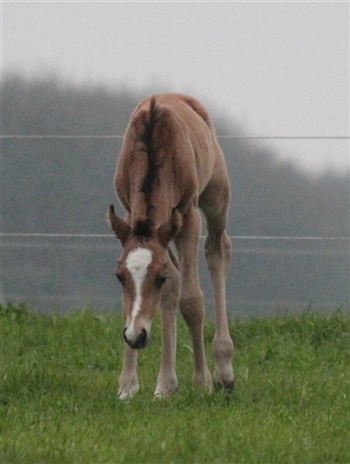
[130,193,172,230]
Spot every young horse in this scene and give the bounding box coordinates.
[108,94,234,399]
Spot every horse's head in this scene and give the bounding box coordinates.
[108,205,182,349]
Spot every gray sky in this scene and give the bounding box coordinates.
[2,1,349,174]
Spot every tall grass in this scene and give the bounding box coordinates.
[1,304,349,463]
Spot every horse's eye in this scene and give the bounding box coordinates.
[115,271,125,285]
[155,275,167,288]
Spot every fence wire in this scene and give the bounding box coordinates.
[1,135,349,140]
[0,233,348,241]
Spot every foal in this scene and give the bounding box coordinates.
[108,94,234,398]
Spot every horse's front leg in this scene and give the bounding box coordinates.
[155,258,179,398]
[118,346,139,399]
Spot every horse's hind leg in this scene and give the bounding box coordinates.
[175,205,213,392]
[200,176,234,391]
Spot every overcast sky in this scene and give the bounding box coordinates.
[2,1,349,175]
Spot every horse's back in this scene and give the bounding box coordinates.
[135,94,221,187]
[134,93,212,126]
[116,94,228,217]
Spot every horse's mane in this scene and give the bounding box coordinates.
[134,97,162,239]
[140,97,161,201]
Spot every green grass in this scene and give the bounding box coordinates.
[1,304,349,463]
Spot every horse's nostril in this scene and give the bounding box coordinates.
[138,328,148,349]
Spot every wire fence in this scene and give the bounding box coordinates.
[2,133,348,243]
[0,233,349,241]
[2,235,348,314]
[1,135,349,140]
[2,133,348,313]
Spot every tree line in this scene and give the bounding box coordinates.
[2,74,349,314]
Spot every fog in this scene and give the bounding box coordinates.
[3,1,349,174]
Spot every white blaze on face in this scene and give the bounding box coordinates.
[126,247,153,320]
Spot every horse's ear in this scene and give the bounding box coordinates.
[157,209,182,247]
[107,205,131,245]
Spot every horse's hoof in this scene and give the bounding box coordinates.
[214,379,234,393]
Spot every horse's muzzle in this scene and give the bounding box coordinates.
[123,327,148,350]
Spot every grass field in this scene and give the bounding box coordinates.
[1,304,349,464]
